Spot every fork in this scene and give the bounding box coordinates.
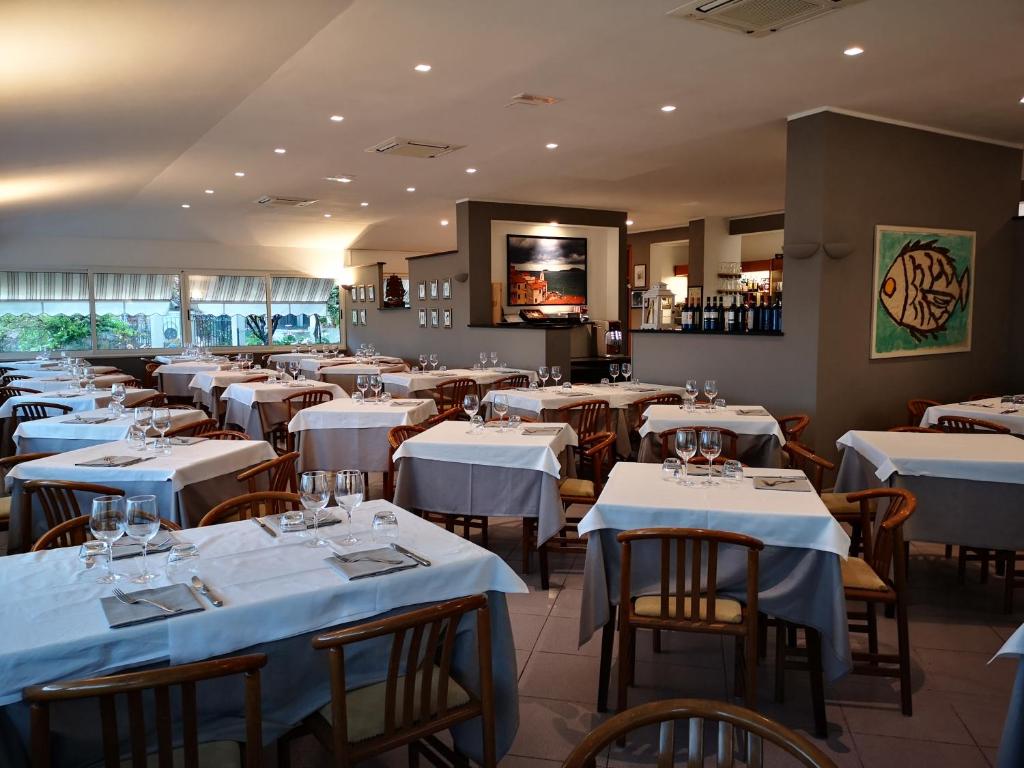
[336,555,403,565]
[113,587,176,613]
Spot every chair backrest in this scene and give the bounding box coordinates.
[846,488,916,589]
[906,398,939,426]
[966,393,998,402]
[283,388,334,419]
[562,698,837,768]
[617,528,763,632]
[422,406,461,428]
[203,429,251,441]
[631,393,684,431]
[242,374,270,383]
[888,425,942,433]
[781,441,834,494]
[0,386,43,405]
[165,418,219,438]
[130,392,168,409]
[436,378,480,411]
[31,514,181,552]
[777,414,810,443]
[555,399,610,441]
[936,415,1010,434]
[25,653,266,768]
[311,594,494,767]
[386,425,425,500]
[12,402,73,423]
[491,374,529,390]
[23,480,125,536]
[1,373,31,385]
[658,426,739,462]
[198,491,301,527]
[577,432,616,496]
[142,362,160,389]
[237,452,300,494]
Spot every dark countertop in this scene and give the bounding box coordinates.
[467,322,591,330]
[630,328,784,336]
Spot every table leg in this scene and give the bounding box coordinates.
[807,627,827,738]
[597,605,617,713]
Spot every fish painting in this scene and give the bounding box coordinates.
[878,239,970,341]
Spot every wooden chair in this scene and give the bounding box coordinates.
[658,426,739,462]
[776,488,916,721]
[906,398,940,426]
[165,418,219,438]
[422,406,462,428]
[777,414,811,443]
[198,491,301,527]
[782,441,862,553]
[23,481,125,550]
[617,528,764,713]
[129,392,169,409]
[241,374,270,384]
[237,451,300,494]
[490,374,529,390]
[888,425,942,433]
[554,399,610,441]
[0,452,54,541]
[282,594,495,768]
[31,514,181,552]
[937,415,1010,434]
[203,429,251,441]
[11,402,74,423]
[563,698,837,768]
[260,388,335,453]
[142,361,160,389]
[25,653,266,768]
[629,393,683,457]
[0,373,31,386]
[0,386,43,407]
[385,425,424,501]
[967,393,998,402]
[436,378,479,412]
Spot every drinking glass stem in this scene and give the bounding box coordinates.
[107,544,114,576]
[139,542,148,577]
[312,511,320,542]
[681,462,688,484]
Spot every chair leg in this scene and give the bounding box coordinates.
[773,620,786,704]
[408,741,420,768]
[866,602,878,658]
[733,635,743,698]
[597,607,616,713]
[896,597,913,716]
[1004,551,1016,615]
[745,630,758,710]
[652,629,662,653]
[757,614,768,661]
[480,516,489,549]
[629,628,637,685]
[944,544,953,559]
[539,540,550,591]
[616,613,632,715]
[521,519,533,574]
[807,628,828,738]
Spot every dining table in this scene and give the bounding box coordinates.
[920,396,1024,435]
[3,363,119,375]
[482,382,687,458]
[834,430,1024,550]
[288,396,437,473]
[12,373,136,393]
[154,360,230,397]
[577,462,852,711]
[316,362,409,394]
[636,403,786,467]
[5,438,277,551]
[393,419,577,547]
[221,380,348,439]
[381,367,538,398]
[996,622,1024,767]
[187,368,276,415]
[0,500,527,767]
[295,355,406,376]
[12,407,207,454]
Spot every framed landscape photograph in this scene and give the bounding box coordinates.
[417,308,427,328]
[506,234,587,306]
[870,225,975,359]
[429,279,439,300]
[417,281,426,301]
[443,308,452,328]
[442,278,452,300]
[358,308,367,325]
[430,308,439,328]
[357,285,366,302]
[367,284,375,303]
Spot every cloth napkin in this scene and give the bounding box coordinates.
[625,386,658,392]
[75,455,150,468]
[390,400,421,406]
[753,476,814,492]
[168,436,207,446]
[265,509,344,534]
[101,584,205,628]
[735,408,771,416]
[522,426,563,436]
[64,415,117,424]
[324,548,419,580]
[108,531,177,560]
[560,391,595,398]
[686,464,723,477]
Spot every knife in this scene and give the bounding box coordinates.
[191,576,224,607]
[252,516,278,538]
[390,543,431,567]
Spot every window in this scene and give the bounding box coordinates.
[269,277,340,345]
[0,271,91,353]
[94,273,182,350]
[188,274,268,347]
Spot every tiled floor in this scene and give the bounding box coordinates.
[4,517,1019,766]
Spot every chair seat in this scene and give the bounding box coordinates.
[559,477,595,499]
[821,492,859,520]
[106,741,240,768]
[633,594,743,624]
[319,666,471,743]
[841,557,889,592]
[0,495,10,525]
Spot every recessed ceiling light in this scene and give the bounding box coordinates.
[406,187,416,192]
[440,219,449,226]
[545,143,559,150]
[329,114,344,122]
[323,213,332,218]
[844,46,864,56]
[274,148,287,154]
[465,168,477,174]
[626,219,634,226]
[360,201,369,207]
[204,189,214,194]
[414,63,432,72]
[234,171,245,177]
[660,105,676,113]
[181,203,190,209]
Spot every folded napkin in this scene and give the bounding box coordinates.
[390,400,421,407]
[101,583,205,628]
[168,436,206,446]
[522,426,563,436]
[686,464,723,477]
[735,408,770,416]
[324,547,419,580]
[753,476,814,492]
[103,531,177,560]
[625,387,658,393]
[51,391,87,398]
[560,392,595,398]
[284,382,314,388]
[514,387,536,392]
[64,415,117,425]
[493,368,520,373]
[266,509,344,534]
[75,455,150,468]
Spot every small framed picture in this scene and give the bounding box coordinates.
[630,289,644,309]
[429,280,439,300]
[367,284,375,303]
[443,308,453,328]
[633,264,647,289]
[430,308,440,328]
[358,308,367,325]
[441,278,452,300]
[417,308,427,328]
[351,309,359,325]
[350,286,358,302]
[417,281,426,301]
[357,285,366,302]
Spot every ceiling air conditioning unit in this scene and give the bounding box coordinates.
[365,137,464,159]
[667,0,869,37]
[255,195,318,208]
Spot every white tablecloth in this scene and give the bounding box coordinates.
[383,368,538,396]
[921,397,1024,435]
[2,359,92,370]
[188,369,275,395]
[15,374,135,393]
[221,381,348,438]
[319,363,408,378]
[835,431,1024,485]
[13,408,206,453]
[3,364,118,375]
[638,404,785,442]
[288,397,435,432]
[579,463,850,557]
[394,420,577,479]
[482,382,686,414]
[157,362,229,396]
[295,355,405,374]
[0,388,157,419]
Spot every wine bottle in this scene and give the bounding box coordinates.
[724,296,734,334]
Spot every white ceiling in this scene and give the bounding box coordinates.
[2,0,1022,255]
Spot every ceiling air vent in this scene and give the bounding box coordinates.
[505,92,562,108]
[255,195,318,208]
[667,0,869,37]
[365,137,464,159]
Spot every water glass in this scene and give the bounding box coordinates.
[125,495,160,583]
[561,382,572,391]
[469,414,484,430]
[79,540,107,575]
[600,378,610,385]
[127,423,146,451]
[165,542,200,582]
[151,408,172,454]
[528,381,539,390]
[109,382,126,415]
[661,457,681,482]
[335,469,364,545]
[538,366,550,387]
[722,460,744,484]
[508,414,522,430]
[714,398,727,411]
[84,367,97,392]
[371,509,400,542]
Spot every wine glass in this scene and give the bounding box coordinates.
[90,495,126,584]
[84,367,97,392]
[704,379,718,404]
[109,382,126,415]
[428,353,439,371]
[334,470,363,545]
[369,375,383,401]
[609,363,620,385]
[699,429,722,486]
[674,429,697,486]
[125,495,160,583]
[151,408,171,453]
[551,366,563,387]
[621,363,632,383]
[355,375,369,401]
[300,471,331,547]
[288,361,300,380]
[275,362,286,380]
[419,354,428,369]
[492,393,509,430]
[480,352,488,367]
[684,379,698,409]
[463,393,480,430]
[489,352,498,368]
[538,366,550,388]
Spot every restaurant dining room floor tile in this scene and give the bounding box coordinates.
[0,523,1018,767]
